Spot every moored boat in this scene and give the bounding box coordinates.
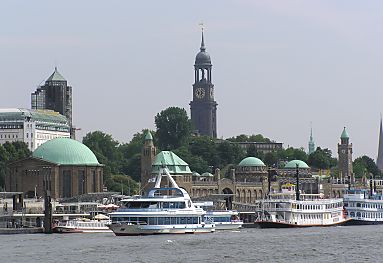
[53,217,112,233]
[255,184,350,228]
[343,189,383,225]
[108,167,215,236]
[204,210,243,230]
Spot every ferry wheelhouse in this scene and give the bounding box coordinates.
[255,184,349,228]
[108,167,215,236]
[343,189,383,225]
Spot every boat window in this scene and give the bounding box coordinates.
[148,217,156,225]
[356,203,361,207]
[187,217,192,224]
[192,217,198,224]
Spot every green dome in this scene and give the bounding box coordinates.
[33,138,100,165]
[201,172,214,177]
[285,160,309,169]
[238,157,265,167]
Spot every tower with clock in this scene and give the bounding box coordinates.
[338,127,353,184]
[189,29,218,138]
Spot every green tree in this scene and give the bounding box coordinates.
[353,156,380,178]
[0,142,31,190]
[216,140,245,167]
[173,145,209,174]
[264,151,279,167]
[189,136,218,166]
[308,147,337,169]
[155,107,192,150]
[227,134,272,143]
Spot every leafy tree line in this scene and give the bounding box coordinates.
[0,142,31,190]
[353,155,381,178]
[82,106,381,189]
[82,131,148,194]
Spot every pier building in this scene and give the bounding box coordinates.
[0,108,70,151]
[140,132,320,209]
[6,138,103,199]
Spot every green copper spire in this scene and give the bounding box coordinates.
[145,131,153,141]
[341,127,349,139]
[308,125,315,154]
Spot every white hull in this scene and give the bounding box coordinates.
[109,222,215,236]
[214,222,243,230]
[54,219,112,233]
[54,226,112,233]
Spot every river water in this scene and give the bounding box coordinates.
[0,225,381,263]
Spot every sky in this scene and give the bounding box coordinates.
[1,0,383,159]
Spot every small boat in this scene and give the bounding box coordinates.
[204,210,243,230]
[194,202,243,230]
[108,167,215,236]
[343,189,383,225]
[255,184,350,228]
[53,217,112,233]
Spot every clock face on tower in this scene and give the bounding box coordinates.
[195,88,205,99]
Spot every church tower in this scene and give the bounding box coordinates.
[377,117,383,171]
[190,29,218,138]
[308,126,315,154]
[338,127,353,183]
[140,131,157,194]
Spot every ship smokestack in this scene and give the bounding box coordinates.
[370,174,373,198]
[296,164,300,201]
[267,168,271,197]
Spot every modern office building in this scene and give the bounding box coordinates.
[0,108,70,151]
[31,67,74,138]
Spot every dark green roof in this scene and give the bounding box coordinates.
[285,160,309,169]
[33,138,100,165]
[341,127,349,139]
[238,157,265,167]
[152,151,191,174]
[46,67,66,82]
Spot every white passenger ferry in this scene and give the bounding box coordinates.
[53,218,112,233]
[108,167,215,236]
[204,210,243,230]
[255,184,349,228]
[343,189,383,225]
